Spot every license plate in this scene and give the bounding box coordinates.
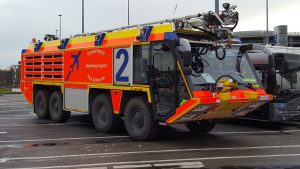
[259,96,269,101]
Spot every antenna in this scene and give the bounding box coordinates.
[173,0,179,16]
[173,3,178,15]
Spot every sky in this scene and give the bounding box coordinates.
[0,0,299,69]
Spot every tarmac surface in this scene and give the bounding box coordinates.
[1,94,300,169]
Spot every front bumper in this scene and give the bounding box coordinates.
[166,89,272,124]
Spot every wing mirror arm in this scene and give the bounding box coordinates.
[182,51,193,67]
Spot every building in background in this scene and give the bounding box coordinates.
[0,61,21,88]
[234,25,300,47]
[0,69,9,87]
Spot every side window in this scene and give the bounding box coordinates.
[133,45,150,84]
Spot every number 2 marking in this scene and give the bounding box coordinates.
[116,49,129,82]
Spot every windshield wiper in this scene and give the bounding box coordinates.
[194,83,214,86]
[237,82,257,90]
[230,71,245,78]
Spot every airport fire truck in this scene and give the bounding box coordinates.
[20,3,272,140]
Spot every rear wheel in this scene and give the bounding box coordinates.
[124,97,158,140]
[34,89,50,119]
[49,91,70,123]
[92,94,122,133]
[185,120,216,133]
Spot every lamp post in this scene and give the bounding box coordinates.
[128,0,130,25]
[82,0,84,33]
[58,14,62,39]
[266,0,269,44]
[215,0,219,13]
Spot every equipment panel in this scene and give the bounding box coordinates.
[64,47,113,84]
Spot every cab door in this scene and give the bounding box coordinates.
[150,41,177,116]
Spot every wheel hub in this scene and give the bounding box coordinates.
[51,98,59,115]
[133,111,144,129]
[99,107,107,123]
[38,97,44,111]
[54,102,59,114]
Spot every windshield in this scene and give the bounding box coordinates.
[187,44,261,90]
[273,53,300,93]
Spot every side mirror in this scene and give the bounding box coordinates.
[182,51,192,67]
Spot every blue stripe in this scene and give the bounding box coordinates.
[62,38,69,49]
[164,32,178,40]
[95,33,106,46]
[21,49,27,54]
[140,26,153,42]
[34,42,43,52]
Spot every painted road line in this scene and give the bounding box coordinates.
[0,145,23,149]
[0,117,34,120]
[0,99,27,101]
[0,114,35,117]
[0,102,28,104]
[0,109,32,113]
[2,144,300,163]
[168,129,300,136]
[0,122,91,128]
[114,164,153,168]
[7,153,300,169]
[154,161,204,168]
[79,167,107,169]
[0,132,7,134]
[0,103,29,105]
[2,106,31,108]
[0,158,7,163]
[212,130,300,134]
[0,113,36,119]
[0,135,129,143]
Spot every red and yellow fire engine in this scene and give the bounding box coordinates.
[21,4,272,140]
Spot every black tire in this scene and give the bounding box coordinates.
[92,94,122,133]
[185,120,216,133]
[124,97,158,141]
[49,91,70,123]
[34,89,50,119]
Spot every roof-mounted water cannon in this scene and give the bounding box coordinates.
[44,34,58,41]
[219,3,239,30]
[175,3,238,41]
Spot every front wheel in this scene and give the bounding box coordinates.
[185,120,216,133]
[49,91,70,123]
[124,97,158,141]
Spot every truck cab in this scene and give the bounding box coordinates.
[129,37,271,134]
[167,39,271,124]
